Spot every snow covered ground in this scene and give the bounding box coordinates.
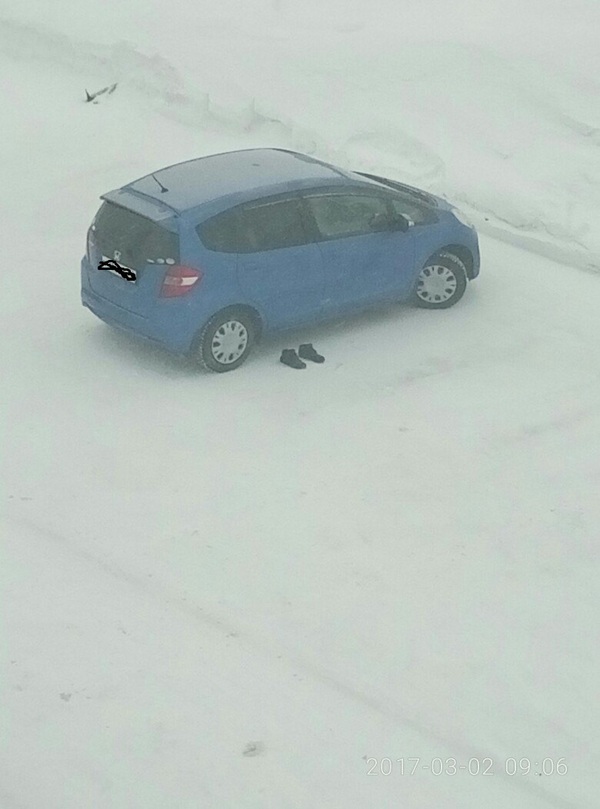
[1,2,599,807]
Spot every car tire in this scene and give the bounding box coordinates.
[195,308,257,372]
[413,251,468,309]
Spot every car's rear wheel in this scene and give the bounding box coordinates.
[413,251,467,309]
[195,308,257,372]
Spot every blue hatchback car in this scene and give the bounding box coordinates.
[81,148,480,371]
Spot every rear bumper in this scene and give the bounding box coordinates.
[81,259,196,354]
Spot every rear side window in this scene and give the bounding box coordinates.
[198,197,310,253]
[305,193,389,239]
[92,202,179,267]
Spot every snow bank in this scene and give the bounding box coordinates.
[2,0,600,269]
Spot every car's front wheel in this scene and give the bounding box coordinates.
[413,252,467,309]
[195,308,258,372]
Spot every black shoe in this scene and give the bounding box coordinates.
[298,343,325,363]
[280,349,306,369]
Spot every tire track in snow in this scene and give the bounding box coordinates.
[507,404,600,442]
[6,511,585,809]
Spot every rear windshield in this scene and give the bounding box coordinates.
[92,202,179,267]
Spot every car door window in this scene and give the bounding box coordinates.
[306,194,391,240]
[239,198,310,251]
[199,197,309,253]
[390,195,431,226]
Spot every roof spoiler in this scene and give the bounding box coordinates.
[100,187,179,222]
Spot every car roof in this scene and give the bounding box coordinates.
[118,148,355,215]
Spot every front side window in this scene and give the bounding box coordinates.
[390,195,433,226]
[199,197,309,253]
[305,194,390,240]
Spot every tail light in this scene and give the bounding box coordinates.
[87,227,94,259]
[160,265,204,298]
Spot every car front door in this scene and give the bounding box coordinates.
[302,190,415,313]
[232,195,326,329]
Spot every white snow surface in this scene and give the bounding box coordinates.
[1,1,599,807]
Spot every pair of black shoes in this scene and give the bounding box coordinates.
[280,344,324,369]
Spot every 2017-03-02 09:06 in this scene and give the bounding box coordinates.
[365,757,569,776]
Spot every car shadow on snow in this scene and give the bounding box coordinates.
[84,296,470,376]
[84,322,202,378]
[257,300,425,356]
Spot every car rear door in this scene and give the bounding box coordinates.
[86,201,179,313]
[201,194,326,329]
[301,189,415,313]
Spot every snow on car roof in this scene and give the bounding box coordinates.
[123,148,349,213]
